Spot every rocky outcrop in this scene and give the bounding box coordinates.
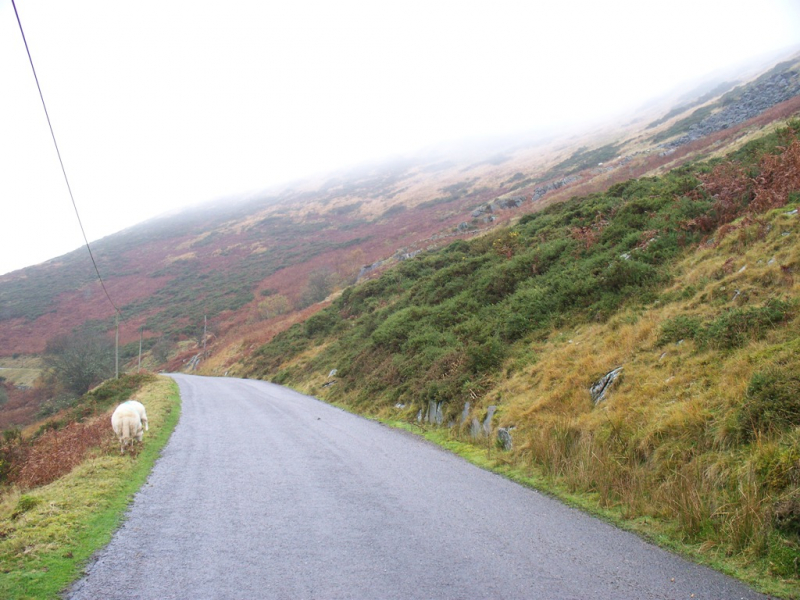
[665,69,800,149]
[472,195,528,219]
[497,427,513,451]
[418,400,443,425]
[356,260,384,281]
[531,175,580,201]
[483,405,497,434]
[395,249,422,261]
[590,367,623,404]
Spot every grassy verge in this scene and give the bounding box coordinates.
[380,419,797,599]
[0,376,181,600]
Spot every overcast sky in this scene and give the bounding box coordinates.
[2,0,799,276]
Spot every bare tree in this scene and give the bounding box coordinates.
[43,330,114,396]
[298,268,338,309]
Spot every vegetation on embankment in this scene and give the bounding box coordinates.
[244,119,800,597]
[0,374,180,600]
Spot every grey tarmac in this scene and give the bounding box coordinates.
[65,374,768,599]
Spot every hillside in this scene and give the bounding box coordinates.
[240,119,800,596]
[0,52,799,426]
[0,46,799,597]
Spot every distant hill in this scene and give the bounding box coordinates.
[1,50,799,401]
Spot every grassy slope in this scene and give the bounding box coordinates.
[242,120,800,597]
[0,376,180,600]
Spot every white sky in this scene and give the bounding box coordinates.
[1,0,799,276]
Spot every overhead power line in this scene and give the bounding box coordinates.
[11,0,120,316]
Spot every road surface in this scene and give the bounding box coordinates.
[66,374,767,599]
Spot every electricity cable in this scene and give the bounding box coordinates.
[11,0,120,316]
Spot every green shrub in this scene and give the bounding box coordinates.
[703,299,792,350]
[754,442,800,492]
[466,337,507,374]
[304,310,339,337]
[739,366,800,441]
[603,258,658,292]
[371,307,429,350]
[766,531,800,577]
[658,315,703,346]
[500,286,555,341]
[83,372,157,409]
[773,496,800,541]
[12,494,41,519]
[36,394,77,419]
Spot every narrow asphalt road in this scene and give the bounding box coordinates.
[66,374,767,599]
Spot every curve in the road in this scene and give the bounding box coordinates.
[66,374,767,600]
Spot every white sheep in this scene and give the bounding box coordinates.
[124,399,149,432]
[111,402,144,454]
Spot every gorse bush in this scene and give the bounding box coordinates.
[658,299,793,349]
[702,299,793,349]
[658,315,703,346]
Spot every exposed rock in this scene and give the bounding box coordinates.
[469,195,529,223]
[471,204,493,218]
[356,260,384,282]
[483,405,497,435]
[470,417,482,439]
[186,353,202,371]
[461,402,470,425]
[425,401,443,425]
[497,427,513,451]
[531,175,580,202]
[494,196,526,210]
[395,249,422,261]
[590,367,623,404]
[664,69,800,149]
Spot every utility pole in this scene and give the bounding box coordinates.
[138,325,143,373]
[115,312,120,379]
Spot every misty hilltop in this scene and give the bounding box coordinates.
[0,50,798,396]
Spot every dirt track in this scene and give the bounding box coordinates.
[65,374,767,599]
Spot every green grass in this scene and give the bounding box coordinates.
[0,376,181,600]
[379,419,798,599]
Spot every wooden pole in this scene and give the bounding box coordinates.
[115,312,120,379]
[138,326,143,373]
[203,315,207,358]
